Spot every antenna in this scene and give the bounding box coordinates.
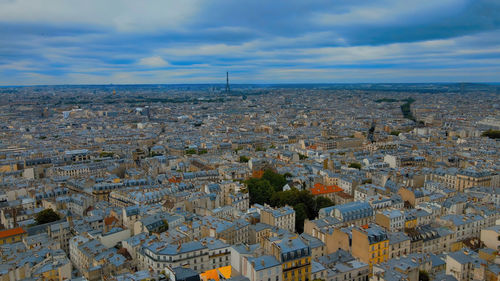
[226,72,230,93]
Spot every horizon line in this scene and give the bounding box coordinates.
[1,81,500,88]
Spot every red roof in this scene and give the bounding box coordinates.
[168,177,182,183]
[310,183,343,195]
[0,227,26,239]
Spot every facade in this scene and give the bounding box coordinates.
[445,250,480,281]
[375,209,404,232]
[243,255,282,281]
[480,225,500,250]
[138,240,209,273]
[272,237,311,281]
[260,205,296,233]
[351,224,389,268]
[387,232,410,259]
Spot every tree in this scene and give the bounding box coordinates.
[239,156,250,163]
[482,129,500,139]
[35,209,60,225]
[245,178,274,205]
[418,270,430,281]
[99,151,114,158]
[315,196,334,210]
[262,169,287,192]
[348,162,362,170]
[294,203,308,233]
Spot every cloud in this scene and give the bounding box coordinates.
[0,0,499,85]
[0,0,201,33]
[138,56,169,68]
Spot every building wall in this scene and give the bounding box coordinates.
[99,229,131,248]
[480,229,500,250]
[375,214,390,231]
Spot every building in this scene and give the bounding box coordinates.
[387,232,410,259]
[375,209,405,232]
[69,234,128,281]
[243,255,282,281]
[320,202,373,226]
[445,249,481,281]
[260,205,296,233]
[351,224,389,268]
[31,252,72,281]
[309,183,343,201]
[138,240,209,273]
[456,169,495,191]
[480,225,500,251]
[271,237,311,281]
[0,227,27,245]
[315,249,370,281]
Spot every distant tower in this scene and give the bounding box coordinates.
[225,72,230,93]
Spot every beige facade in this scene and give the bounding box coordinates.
[480,226,500,250]
[260,205,295,233]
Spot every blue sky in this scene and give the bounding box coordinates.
[0,0,499,85]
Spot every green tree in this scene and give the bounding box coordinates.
[245,178,274,205]
[482,129,500,139]
[315,196,334,210]
[294,203,308,233]
[35,209,60,225]
[348,162,362,169]
[262,169,287,192]
[239,156,250,163]
[99,151,114,158]
[418,270,430,281]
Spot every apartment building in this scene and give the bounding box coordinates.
[138,240,209,273]
[375,209,405,232]
[351,224,389,268]
[260,205,296,233]
[320,201,373,226]
[271,237,311,281]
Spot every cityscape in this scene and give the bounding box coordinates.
[1,1,500,281]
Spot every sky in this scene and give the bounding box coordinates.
[0,0,499,85]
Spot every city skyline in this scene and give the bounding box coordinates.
[1,0,500,85]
